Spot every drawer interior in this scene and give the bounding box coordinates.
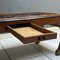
[8,23,44,38]
[7,23,57,43]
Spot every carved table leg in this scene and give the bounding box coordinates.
[35,36,41,44]
[55,42,60,56]
[35,41,40,44]
[35,25,44,44]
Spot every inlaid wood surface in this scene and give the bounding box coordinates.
[0,13,60,22]
[0,12,60,33]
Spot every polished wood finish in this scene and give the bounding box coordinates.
[0,12,60,55]
[55,43,60,56]
[7,23,57,44]
[0,12,60,33]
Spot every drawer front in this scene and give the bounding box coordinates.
[6,23,57,44]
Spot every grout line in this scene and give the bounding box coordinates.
[30,44,53,60]
[0,43,12,60]
[0,37,14,40]
[0,35,14,40]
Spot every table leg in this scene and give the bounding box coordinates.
[55,42,60,56]
[35,41,40,44]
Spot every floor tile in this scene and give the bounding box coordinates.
[0,38,51,60]
[32,26,60,60]
[44,25,60,31]
[0,37,23,49]
[0,32,15,40]
[0,43,10,60]
[32,42,60,60]
[0,26,60,60]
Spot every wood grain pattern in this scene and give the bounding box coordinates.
[0,12,59,55]
[13,27,44,38]
[0,12,60,26]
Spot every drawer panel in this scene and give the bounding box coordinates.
[7,23,57,44]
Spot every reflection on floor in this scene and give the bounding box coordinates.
[0,25,60,60]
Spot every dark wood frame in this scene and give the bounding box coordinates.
[0,12,60,56]
[7,22,57,44]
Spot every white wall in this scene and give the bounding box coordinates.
[0,0,60,13]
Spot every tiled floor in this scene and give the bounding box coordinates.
[0,26,60,60]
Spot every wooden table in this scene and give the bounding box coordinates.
[0,12,60,56]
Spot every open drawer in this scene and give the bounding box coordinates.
[7,23,57,44]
